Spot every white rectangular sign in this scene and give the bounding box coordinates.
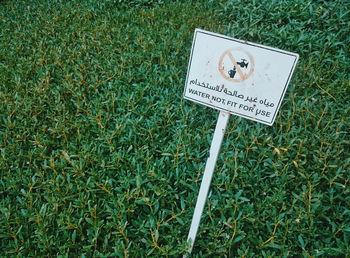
[184,29,299,126]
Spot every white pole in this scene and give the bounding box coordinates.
[185,111,230,255]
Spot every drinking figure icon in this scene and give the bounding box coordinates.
[228,59,249,78]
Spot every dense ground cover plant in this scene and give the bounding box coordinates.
[0,0,349,256]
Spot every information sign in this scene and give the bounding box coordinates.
[183,29,299,256]
[184,29,299,126]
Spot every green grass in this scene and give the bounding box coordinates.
[0,0,349,256]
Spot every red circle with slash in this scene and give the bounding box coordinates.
[218,48,255,82]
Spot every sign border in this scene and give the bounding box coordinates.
[184,28,299,126]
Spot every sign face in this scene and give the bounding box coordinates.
[184,29,299,126]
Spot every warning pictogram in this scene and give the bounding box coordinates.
[218,48,255,82]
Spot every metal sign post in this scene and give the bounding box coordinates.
[185,111,229,255]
